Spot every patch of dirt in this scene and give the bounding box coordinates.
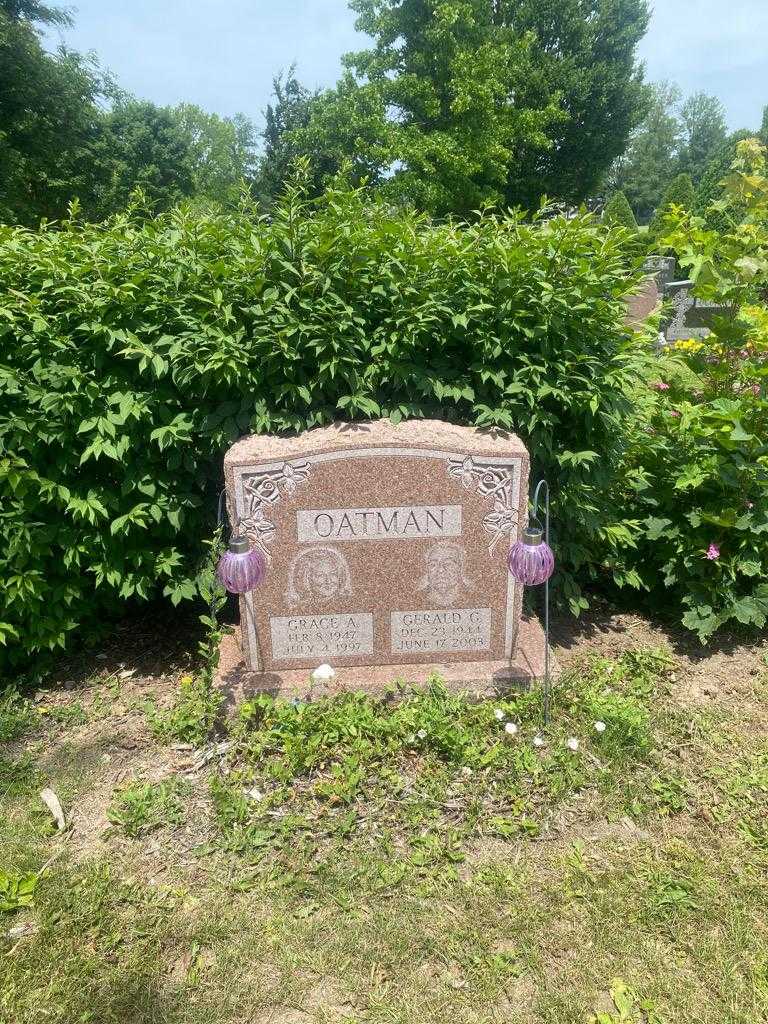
[551,603,768,714]
[492,974,537,1020]
[253,979,355,1024]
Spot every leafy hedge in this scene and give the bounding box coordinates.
[0,175,649,674]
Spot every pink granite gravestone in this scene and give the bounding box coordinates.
[218,420,547,696]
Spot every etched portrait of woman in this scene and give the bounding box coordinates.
[418,541,473,608]
[285,546,352,609]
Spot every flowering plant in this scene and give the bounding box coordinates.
[624,140,768,640]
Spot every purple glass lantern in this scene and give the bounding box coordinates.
[507,526,555,586]
[216,536,267,594]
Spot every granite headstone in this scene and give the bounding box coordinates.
[219,420,547,696]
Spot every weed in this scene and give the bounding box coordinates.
[107,778,189,838]
[0,871,37,913]
[144,674,222,746]
[143,532,227,747]
[0,754,41,798]
[208,651,667,859]
[590,977,664,1023]
[0,688,36,742]
[44,702,89,728]
[623,768,692,820]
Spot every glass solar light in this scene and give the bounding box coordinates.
[507,525,555,586]
[216,535,267,594]
[507,480,554,723]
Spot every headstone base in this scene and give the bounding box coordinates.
[214,614,554,702]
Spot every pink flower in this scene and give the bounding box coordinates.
[751,385,761,397]
[653,381,670,392]
[706,544,720,561]
[670,410,681,418]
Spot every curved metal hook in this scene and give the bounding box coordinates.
[530,479,550,544]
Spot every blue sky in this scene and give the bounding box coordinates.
[47,1,767,136]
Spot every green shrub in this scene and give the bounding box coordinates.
[604,192,638,231]
[695,130,753,231]
[0,173,647,672]
[648,173,696,246]
[624,140,768,640]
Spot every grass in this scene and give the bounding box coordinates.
[2,640,768,1023]
[0,687,37,742]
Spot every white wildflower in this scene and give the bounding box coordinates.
[532,735,545,748]
[311,663,335,683]
[417,729,427,740]
[594,721,607,734]
[566,737,580,752]
[504,722,518,736]
[494,708,505,721]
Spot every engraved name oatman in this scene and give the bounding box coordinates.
[296,504,462,543]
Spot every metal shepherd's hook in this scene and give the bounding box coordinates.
[530,479,551,725]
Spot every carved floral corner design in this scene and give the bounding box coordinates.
[447,455,519,553]
[237,459,311,560]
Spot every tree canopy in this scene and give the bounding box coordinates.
[0,0,757,228]
[0,0,257,224]
[171,104,257,203]
[0,7,105,224]
[281,0,650,216]
[253,69,327,204]
[676,91,727,184]
[608,82,730,223]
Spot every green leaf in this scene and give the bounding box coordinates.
[644,517,672,541]
[0,872,38,913]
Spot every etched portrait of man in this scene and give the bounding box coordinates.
[418,541,473,608]
[285,546,352,608]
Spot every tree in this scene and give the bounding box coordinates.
[761,105,768,143]
[607,81,681,222]
[171,103,257,202]
[676,91,727,184]
[603,191,637,230]
[290,0,649,217]
[0,0,70,26]
[648,172,694,244]
[0,3,106,225]
[83,100,196,220]
[609,83,730,222]
[503,0,651,209]
[253,68,329,204]
[0,0,235,224]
